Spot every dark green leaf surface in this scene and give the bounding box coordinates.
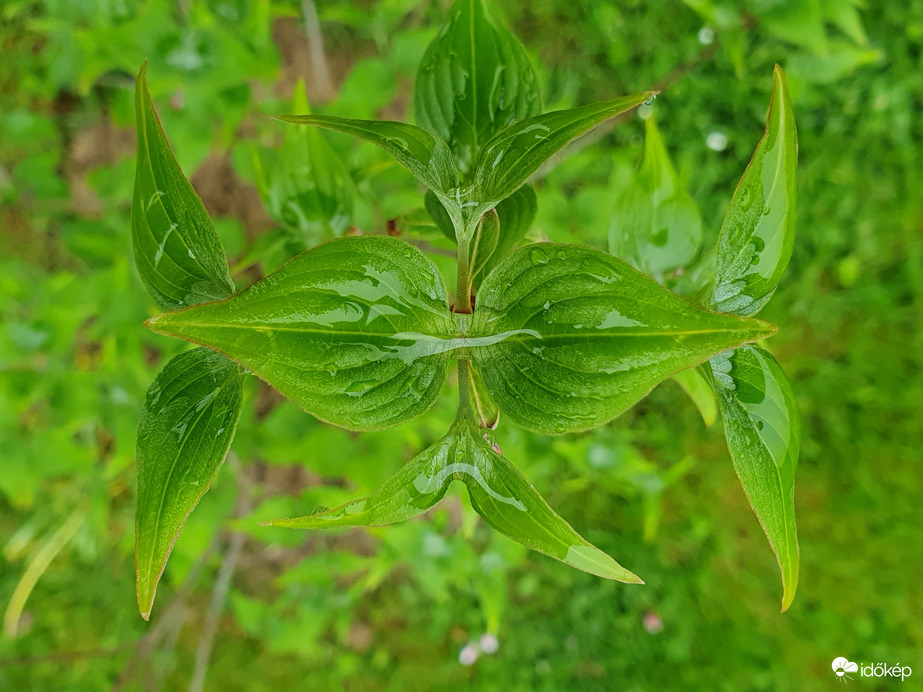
[471,244,776,434]
[711,66,798,316]
[135,347,244,620]
[425,189,456,242]
[146,236,455,431]
[470,93,654,211]
[710,345,800,611]
[484,184,538,277]
[414,0,541,178]
[609,115,702,277]
[470,208,500,282]
[132,64,235,311]
[266,418,641,583]
[255,81,354,244]
[278,115,459,197]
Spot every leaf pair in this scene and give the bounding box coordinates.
[264,409,643,585]
[703,66,801,611]
[132,64,245,619]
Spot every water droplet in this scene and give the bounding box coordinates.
[756,420,764,431]
[651,227,669,246]
[311,505,329,516]
[762,205,772,216]
[555,249,567,260]
[554,422,566,433]
[752,236,766,252]
[529,246,550,266]
[324,362,337,376]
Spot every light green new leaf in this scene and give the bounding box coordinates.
[266,417,641,583]
[711,66,798,316]
[470,93,654,212]
[255,81,354,245]
[132,64,235,311]
[471,243,776,434]
[710,345,800,611]
[672,367,717,426]
[277,114,459,198]
[146,236,455,431]
[414,0,541,177]
[609,115,702,277]
[136,347,244,620]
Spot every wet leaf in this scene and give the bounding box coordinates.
[710,345,800,611]
[414,0,541,178]
[469,92,654,214]
[471,243,776,434]
[255,80,354,245]
[609,115,702,277]
[146,236,455,431]
[136,347,244,620]
[711,66,797,316]
[266,418,641,583]
[132,64,235,311]
[277,114,459,198]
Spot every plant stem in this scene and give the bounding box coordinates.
[456,238,472,313]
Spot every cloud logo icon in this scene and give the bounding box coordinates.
[832,657,859,682]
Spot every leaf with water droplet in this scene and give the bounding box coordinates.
[708,345,800,611]
[276,114,459,208]
[710,65,798,316]
[146,236,455,431]
[254,80,355,246]
[467,92,655,221]
[414,0,541,178]
[135,347,244,620]
[132,63,235,311]
[609,115,702,278]
[471,243,777,434]
[265,414,641,584]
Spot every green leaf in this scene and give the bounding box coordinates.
[413,0,541,178]
[609,115,702,277]
[135,347,244,620]
[710,66,798,316]
[266,418,642,584]
[471,243,776,434]
[425,189,456,242]
[710,345,800,611]
[470,208,500,282]
[672,367,717,426]
[484,184,538,277]
[469,92,654,213]
[277,114,459,198]
[254,80,354,245]
[146,236,455,431]
[131,64,235,311]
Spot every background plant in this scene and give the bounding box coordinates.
[1,0,920,690]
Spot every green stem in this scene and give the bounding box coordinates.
[456,237,473,313]
[456,358,474,424]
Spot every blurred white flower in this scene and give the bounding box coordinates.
[706,131,729,152]
[459,644,478,666]
[479,633,499,654]
[643,611,664,634]
[698,27,715,45]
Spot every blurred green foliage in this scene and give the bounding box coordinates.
[1,0,920,689]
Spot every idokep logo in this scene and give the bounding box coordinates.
[832,657,913,683]
[833,658,858,682]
